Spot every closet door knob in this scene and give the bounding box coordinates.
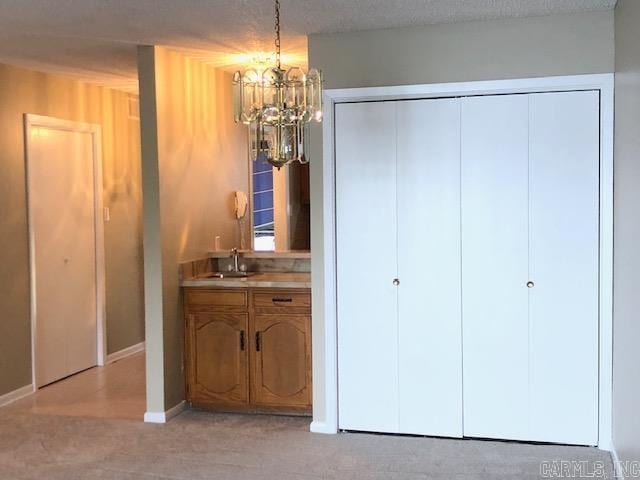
[527,281,535,288]
[393,278,400,286]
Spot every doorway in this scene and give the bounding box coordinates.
[25,115,106,389]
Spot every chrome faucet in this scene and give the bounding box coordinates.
[231,248,240,273]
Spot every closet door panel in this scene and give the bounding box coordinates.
[461,95,530,440]
[336,102,399,433]
[396,99,463,437]
[528,91,599,445]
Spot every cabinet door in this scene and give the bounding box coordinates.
[528,91,599,445]
[251,314,311,408]
[461,94,530,440]
[186,313,249,406]
[396,98,463,437]
[335,101,399,433]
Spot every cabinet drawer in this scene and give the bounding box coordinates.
[185,289,248,312]
[252,290,311,311]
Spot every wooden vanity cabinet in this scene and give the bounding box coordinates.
[184,287,311,415]
[186,312,249,407]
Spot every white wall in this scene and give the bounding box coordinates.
[307,10,615,431]
[612,0,640,470]
[309,11,614,90]
[138,46,249,413]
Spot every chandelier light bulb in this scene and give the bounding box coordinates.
[232,0,323,169]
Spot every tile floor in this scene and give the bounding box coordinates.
[6,352,146,420]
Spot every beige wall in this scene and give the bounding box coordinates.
[307,11,615,429]
[309,11,614,90]
[0,63,144,397]
[138,46,249,412]
[613,0,640,468]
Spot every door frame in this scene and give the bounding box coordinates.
[313,74,614,450]
[24,114,107,390]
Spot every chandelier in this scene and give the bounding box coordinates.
[232,0,323,169]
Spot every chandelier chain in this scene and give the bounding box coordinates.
[274,0,281,69]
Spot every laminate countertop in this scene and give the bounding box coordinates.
[181,272,311,289]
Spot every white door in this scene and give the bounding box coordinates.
[528,91,599,445]
[337,92,599,444]
[461,94,531,440]
[336,102,399,433]
[461,92,599,445]
[337,99,463,436]
[27,117,101,388]
[396,98,462,437]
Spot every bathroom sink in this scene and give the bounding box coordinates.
[200,271,256,279]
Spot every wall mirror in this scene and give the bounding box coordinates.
[249,158,310,251]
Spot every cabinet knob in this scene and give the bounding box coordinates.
[527,281,535,288]
[393,278,400,286]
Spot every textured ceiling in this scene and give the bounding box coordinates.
[0,0,617,92]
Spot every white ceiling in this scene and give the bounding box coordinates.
[0,0,617,92]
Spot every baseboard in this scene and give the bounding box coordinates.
[599,437,613,452]
[310,420,338,434]
[610,441,622,479]
[144,400,188,424]
[0,384,34,408]
[165,400,187,421]
[143,411,166,423]
[106,341,145,364]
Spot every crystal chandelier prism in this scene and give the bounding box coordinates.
[232,0,323,169]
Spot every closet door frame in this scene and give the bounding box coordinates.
[314,74,614,452]
[24,114,108,386]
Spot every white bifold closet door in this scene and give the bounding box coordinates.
[336,99,462,436]
[461,91,599,446]
[29,124,99,388]
[461,94,531,440]
[336,101,399,433]
[396,99,462,436]
[528,91,599,445]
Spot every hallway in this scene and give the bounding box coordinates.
[6,353,145,421]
